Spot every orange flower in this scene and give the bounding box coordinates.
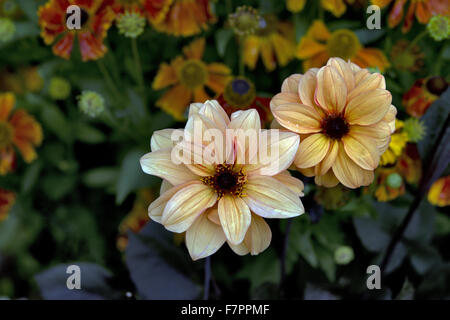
[216,77,272,126]
[152,38,231,120]
[0,66,44,94]
[38,0,115,61]
[0,93,43,175]
[296,20,390,72]
[243,16,296,72]
[373,168,406,202]
[396,143,421,184]
[271,58,396,188]
[403,76,448,117]
[117,189,153,251]
[152,0,216,37]
[140,100,304,260]
[0,189,15,221]
[372,0,449,33]
[428,176,450,207]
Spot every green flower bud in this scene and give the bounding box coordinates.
[334,246,354,265]
[49,77,71,100]
[387,173,403,189]
[427,15,450,41]
[117,11,146,38]
[78,91,105,118]
[403,118,426,143]
[0,17,15,42]
[228,6,260,36]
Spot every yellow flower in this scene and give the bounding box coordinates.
[271,57,396,189]
[243,16,296,72]
[152,38,231,120]
[140,100,304,260]
[297,20,390,72]
[152,0,216,37]
[428,176,450,207]
[379,120,409,166]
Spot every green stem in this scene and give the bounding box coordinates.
[96,59,121,102]
[407,30,428,50]
[318,2,324,20]
[238,35,245,76]
[131,37,145,95]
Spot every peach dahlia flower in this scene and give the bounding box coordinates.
[270,58,397,189]
[140,100,304,260]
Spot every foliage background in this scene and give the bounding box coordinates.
[0,0,449,299]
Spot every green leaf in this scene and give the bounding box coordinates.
[215,29,233,58]
[21,160,43,194]
[353,217,390,252]
[116,149,160,204]
[41,104,72,143]
[236,249,280,292]
[314,243,336,282]
[74,123,106,144]
[395,278,414,300]
[409,243,442,275]
[42,174,77,201]
[296,232,318,268]
[82,167,118,188]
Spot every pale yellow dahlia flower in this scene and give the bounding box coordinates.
[140,100,304,260]
[270,58,397,189]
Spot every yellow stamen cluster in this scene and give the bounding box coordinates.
[178,59,208,89]
[201,164,247,199]
[327,29,361,60]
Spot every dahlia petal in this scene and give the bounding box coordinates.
[347,72,386,101]
[230,108,261,131]
[207,207,220,225]
[272,171,305,196]
[243,175,304,218]
[327,57,356,91]
[151,129,179,151]
[315,65,347,114]
[270,102,322,134]
[298,68,319,108]
[332,144,375,188]
[148,181,193,223]
[140,148,198,185]
[294,133,330,168]
[162,181,218,232]
[244,214,272,255]
[281,74,302,94]
[345,89,391,125]
[315,139,339,176]
[218,195,251,245]
[314,169,340,187]
[228,241,249,255]
[342,134,379,170]
[199,100,229,133]
[186,211,226,260]
[245,131,299,176]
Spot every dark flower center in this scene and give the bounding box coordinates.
[232,79,250,95]
[426,76,448,96]
[66,8,89,28]
[223,77,256,108]
[217,172,237,190]
[322,116,349,140]
[201,164,246,198]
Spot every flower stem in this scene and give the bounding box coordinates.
[380,112,450,274]
[279,218,293,296]
[238,35,245,76]
[131,37,145,95]
[203,256,211,300]
[96,59,121,102]
[407,30,428,51]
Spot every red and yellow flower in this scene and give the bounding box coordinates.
[403,76,448,117]
[152,38,231,120]
[243,16,296,72]
[296,20,390,72]
[428,176,450,207]
[371,0,450,33]
[373,168,406,201]
[216,77,272,126]
[38,0,115,61]
[112,0,172,24]
[0,188,15,221]
[0,93,43,175]
[152,0,216,37]
[140,100,304,260]
[271,58,396,188]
